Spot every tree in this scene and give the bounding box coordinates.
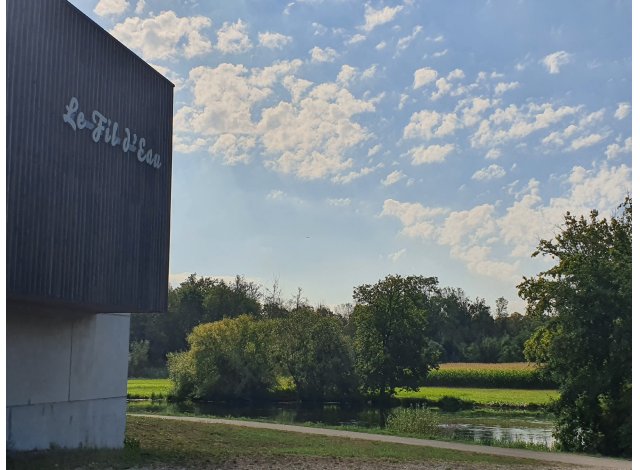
[167,315,277,401]
[352,275,442,403]
[275,307,357,402]
[519,198,631,457]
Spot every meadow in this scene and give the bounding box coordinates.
[425,363,555,389]
[7,415,548,469]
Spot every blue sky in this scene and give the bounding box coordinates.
[70,0,632,313]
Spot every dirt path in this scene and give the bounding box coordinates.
[128,414,630,469]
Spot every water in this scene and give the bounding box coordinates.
[128,400,555,448]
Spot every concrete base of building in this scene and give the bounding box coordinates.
[6,308,130,450]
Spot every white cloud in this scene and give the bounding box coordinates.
[431,77,452,100]
[259,83,375,179]
[614,102,631,120]
[398,93,409,110]
[134,0,145,14]
[388,249,407,262]
[173,135,208,153]
[362,64,377,80]
[396,25,422,52]
[472,164,506,181]
[310,46,338,63]
[413,67,438,89]
[94,0,129,16]
[403,110,458,140]
[382,170,406,186]
[337,65,358,85]
[347,34,367,45]
[327,198,351,207]
[569,133,605,150]
[542,51,572,74]
[447,69,465,80]
[209,134,257,165]
[259,32,292,49]
[332,163,383,184]
[381,163,630,281]
[605,137,632,160]
[217,20,252,54]
[362,4,404,32]
[368,144,382,157]
[375,41,387,50]
[111,11,213,60]
[494,81,520,95]
[461,98,491,127]
[408,144,455,164]
[312,22,328,36]
[432,49,448,58]
[485,148,501,160]
[471,102,580,148]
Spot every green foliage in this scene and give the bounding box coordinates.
[518,197,632,457]
[352,275,442,402]
[425,366,555,389]
[275,307,358,402]
[131,274,262,368]
[167,315,278,401]
[128,340,151,378]
[385,406,440,436]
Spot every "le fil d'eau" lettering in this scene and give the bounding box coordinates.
[63,96,162,170]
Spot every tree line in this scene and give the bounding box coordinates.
[129,276,543,377]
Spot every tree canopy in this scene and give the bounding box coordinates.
[519,197,631,457]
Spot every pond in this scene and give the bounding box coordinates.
[128,400,556,448]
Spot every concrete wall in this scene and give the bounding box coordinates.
[6,309,130,450]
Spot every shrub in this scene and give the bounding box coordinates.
[167,315,278,401]
[386,406,440,436]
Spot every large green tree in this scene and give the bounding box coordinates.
[519,198,631,457]
[275,307,357,402]
[352,275,442,403]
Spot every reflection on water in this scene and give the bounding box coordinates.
[128,400,555,448]
[441,423,554,447]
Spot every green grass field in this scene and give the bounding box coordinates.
[6,415,542,469]
[395,387,558,407]
[127,378,172,399]
[128,377,557,407]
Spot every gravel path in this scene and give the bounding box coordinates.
[128,414,631,469]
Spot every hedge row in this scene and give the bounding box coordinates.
[425,365,557,389]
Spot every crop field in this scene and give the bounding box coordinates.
[127,378,172,399]
[425,362,556,389]
[395,387,558,407]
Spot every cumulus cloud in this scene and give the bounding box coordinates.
[614,102,631,120]
[472,164,506,181]
[216,20,252,54]
[408,144,455,164]
[382,170,406,186]
[362,4,404,32]
[258,83,375,179]
[134,0,145,14]
[381,163,631,281]
[471,102,580,148]
[347,34,367,45]
[209,134,257,165]
[605,137,632,160]
[413,67,438,89]
[259,31,292,49]
[94,0,129,16]
[485,148,501,160]
[494,81,520,95]
[111,11,213,60]
[310,46,338,63]
[431,77,452,100]
[569,133,605,150]
[542,51,572,74]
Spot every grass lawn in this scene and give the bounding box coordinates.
[127,378,172,399]
[395,387,559,407]
[7,415,544,469]
[127,378,558,407]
